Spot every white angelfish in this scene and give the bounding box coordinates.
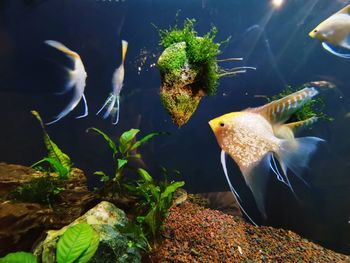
[209,88,324,224]
[45,40,88,125]
[97,40,128,125]
[309,4,350,58]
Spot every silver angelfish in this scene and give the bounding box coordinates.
[97,40,128,124]
[45,40,88,125]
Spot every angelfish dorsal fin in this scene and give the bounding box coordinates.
[335,4,350,15]
[245,87,319,124]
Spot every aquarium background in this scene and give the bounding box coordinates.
[1,0,350,254]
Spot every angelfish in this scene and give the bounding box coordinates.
[97,40,128,124]
[45,40,88,125]
[209,88,324,223]
[309,5,350,58]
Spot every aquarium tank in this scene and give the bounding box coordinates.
[1,0,350,262]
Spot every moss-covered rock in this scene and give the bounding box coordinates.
[158,41,205,126]
[156,19,223,127]
[34,201,142,263]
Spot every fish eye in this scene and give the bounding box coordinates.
[219,122,225,127]
[314,29,318,33]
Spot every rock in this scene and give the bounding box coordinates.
[34,201,142,263]
[0,163,38,197]
[0,163,98,256]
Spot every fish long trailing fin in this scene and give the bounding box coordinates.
[322,42,350,59]
[221,150,258,226]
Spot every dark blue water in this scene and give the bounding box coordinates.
[1,0,350,253]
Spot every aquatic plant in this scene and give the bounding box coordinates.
[31,110,72,179]
[87,127,161,194]
[0,251,37,263]
[11,175,65,206]
[123,168,184,248]
[118,222,152,252]
[269,85,333,123]
[155,17,253,126]
[0,224,99,263]
[31,157,69,180]
[56,223,99,263]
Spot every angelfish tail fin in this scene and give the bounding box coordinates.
[277,137,324,182]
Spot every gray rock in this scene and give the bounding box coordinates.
[0,163,97,256]
[34,201,142,263]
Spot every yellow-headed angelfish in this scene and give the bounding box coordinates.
[209,88,324,224]
[309,5,350,58]
[45,40,88,125]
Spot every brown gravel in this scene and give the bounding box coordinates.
[150,201,350,263]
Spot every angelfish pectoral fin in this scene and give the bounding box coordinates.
[241,154,273,219]
[220,150,258,226]
[110,96,120,125]
[96,93,113,116]
[55,70,77,95]
[322,42,350,59]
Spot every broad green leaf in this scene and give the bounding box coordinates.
[93,171,106,176]
[56,223,94,263]
[136,216,145,224]
[130,132,161,150]
[128,154,141,159]
[32,157,69,179]
[150,185,161,201]
[117,159,128,170]
[161,181,185,200]
[31,110,72,172]
[76,229,99,263]
[144,206,157,238]
[119,129,139,146]
[0,252,37,263]
[86,127,118,155]
[137,168,153,183]
[100,176,109,183]
[123,183,137,192]
[119,129,139,153]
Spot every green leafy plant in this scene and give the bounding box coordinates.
[87,127,161,188]
[31,110,72,179]
[123,168,184,248]
[0,251,37,263]
[118,222,152,252]
[56,223,99,263]
[269,85,333,123]
[31,157,69,179]
[11,175,64,206]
